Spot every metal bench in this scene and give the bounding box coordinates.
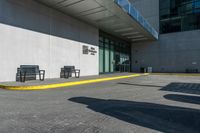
[16,65,45,82]
[60,66,80,78]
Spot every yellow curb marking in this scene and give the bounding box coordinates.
[0,74,148,91]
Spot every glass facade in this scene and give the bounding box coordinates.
[99,32,131,74]
[160,0,200,34]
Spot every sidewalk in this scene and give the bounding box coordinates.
[0,73,146,90]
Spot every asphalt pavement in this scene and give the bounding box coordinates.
[0,75,200,133]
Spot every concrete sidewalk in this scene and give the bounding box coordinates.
[0,73,135,86]
[0,73,146,90]
[1,73,200,91]
[1,73,200,87]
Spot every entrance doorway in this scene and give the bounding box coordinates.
[99,33,131,74]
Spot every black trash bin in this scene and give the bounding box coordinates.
[140,67,147,73]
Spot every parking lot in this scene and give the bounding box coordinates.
[0,75,200,133]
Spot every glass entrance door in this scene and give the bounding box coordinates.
[110,43,115,73]
[99,33,131,74]
[104,39,110,73]
[99,41,104,73]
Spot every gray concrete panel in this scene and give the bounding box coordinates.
[0,0,99,82]
[131,30,200,73]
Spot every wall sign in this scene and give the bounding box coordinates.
[83,45,89,54]
[82,45,97,55]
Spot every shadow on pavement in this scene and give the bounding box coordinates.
[69,97,200,133]
[164,94,200,105]
[118,82,163,88]
[160,82,200,95]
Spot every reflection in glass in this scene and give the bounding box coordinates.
[99,33,131,74]
[160,0,200,34]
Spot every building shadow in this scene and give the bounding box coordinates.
[164,94,200,105]
[160,82,200,95]
[118,82,163,88]
[69,97,200,133]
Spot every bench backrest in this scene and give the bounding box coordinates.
[20,65,40,74]
[64,66,75,71]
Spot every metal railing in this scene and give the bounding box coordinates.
[114,0,159,39]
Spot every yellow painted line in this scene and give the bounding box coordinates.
[150,73,200,76]
[0,74,148,91]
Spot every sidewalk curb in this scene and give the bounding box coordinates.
[0,74,148,91]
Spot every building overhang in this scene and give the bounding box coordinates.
[36,0,159,42]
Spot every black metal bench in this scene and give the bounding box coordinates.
[16,65,45,82]
[60,66,80,78]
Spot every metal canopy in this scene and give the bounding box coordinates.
[36,0,158,42]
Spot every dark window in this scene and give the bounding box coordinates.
[160,0,200,34]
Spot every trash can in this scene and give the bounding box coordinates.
[140,67,147,73]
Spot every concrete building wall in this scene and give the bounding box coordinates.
[129,0,159,32]
[131,0,200,73]
[0,0,99,82]
[131,30,200,73]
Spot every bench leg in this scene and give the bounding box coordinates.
[64,71,69,79]
[39,73,45,81]
[19,72,22,82]
[75,72,80,78]
[75,72,77,78]
[42,74,45,81]
[39,70,45,81]
[63,71,66,78]
[20,71,26,82]
[23,72,26,82]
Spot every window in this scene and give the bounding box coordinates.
[160,0,200,33]
[99,32,131,73]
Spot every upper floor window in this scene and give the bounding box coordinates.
[160,0,200,34]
